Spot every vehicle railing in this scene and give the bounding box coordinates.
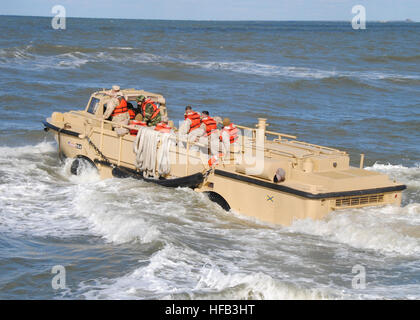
[235,124,297,140]
[67,112,345,171]
[71,112,209,172]
[235,122,344,156]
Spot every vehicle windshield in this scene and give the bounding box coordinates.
[87,97,100,114]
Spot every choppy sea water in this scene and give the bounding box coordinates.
[0,16,419,299]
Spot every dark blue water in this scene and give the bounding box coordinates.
[0,16,419,299]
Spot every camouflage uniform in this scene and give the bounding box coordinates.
[142,101,161,126]
[137,95,161,127]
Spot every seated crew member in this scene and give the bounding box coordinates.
[184,106,202,133]
[179,106,203,142]
[136,95,161,127]
[154,115,173,133]
[220,117,239,158]
[197,110,220,156]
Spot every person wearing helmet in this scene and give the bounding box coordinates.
[136,95,161,127]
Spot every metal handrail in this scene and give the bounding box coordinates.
[67,112,207,148]
[235,124,297,140]
[287,140,345,154]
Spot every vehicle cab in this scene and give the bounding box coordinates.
[83,89,168,121]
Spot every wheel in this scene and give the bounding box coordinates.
[204,191,231,211]
[70,157,97,175]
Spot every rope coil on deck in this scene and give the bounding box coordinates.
[133,126,174,178]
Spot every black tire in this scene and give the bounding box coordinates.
[70,157,97,175]
[204,191,231,211]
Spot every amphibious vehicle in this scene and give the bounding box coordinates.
[43,88,406,226]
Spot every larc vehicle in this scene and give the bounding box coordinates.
[43,88,406,226]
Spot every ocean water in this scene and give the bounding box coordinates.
[0,16,419,299]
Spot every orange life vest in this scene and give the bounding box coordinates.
[129,120,147,136]
[202,117,218,136]
[208,153,224,167]
[154,122,172,133]
[221,123,239,143]
[111,98,128,117]
[184,111,201,132]
[128,109,136,120]
[141,99,160,120]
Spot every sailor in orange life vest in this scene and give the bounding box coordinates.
[103,92,130,136]
[179,106,204,142]
[220,117,239,159]
[154,115,174,134]
[178,106,204,142]
[136,95,161,127]
[196,110,221,156]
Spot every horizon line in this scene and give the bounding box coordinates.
[0,14,417,23]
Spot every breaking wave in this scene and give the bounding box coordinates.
[183,60,419,81]
[365,163,420,188]
[0,141,160,244]
[1,44,418,83]
[287,204,420,256]
[2,141,419,299]
[79,244,343,300]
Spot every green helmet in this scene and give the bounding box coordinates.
[136,95,146,102]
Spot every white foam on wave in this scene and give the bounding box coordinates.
[184,60,339,79]
[2,44,418,81]
[0,141,160,244]
[287,204,420,256]
[109,47,134,50]
[0,141,92,238]
[55,52,89,69]
[75,161,420,299]
[0,46,90,70]
[79,244,195,299]
[191,264,342,300]
[179,58,419,81]
[3,142,419,299]
[60,157,101,184]
[70,178,161,244]
[0,140,56,157]
[285,163,420,256]
[79,243,342,300]
[366,162,420,188]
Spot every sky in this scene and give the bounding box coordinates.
[0,0,419,21]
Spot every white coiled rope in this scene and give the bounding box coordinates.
[133,126,173,178]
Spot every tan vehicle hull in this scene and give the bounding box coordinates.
[43,89,406,226]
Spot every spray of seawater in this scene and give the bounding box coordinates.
[1,141,419,299]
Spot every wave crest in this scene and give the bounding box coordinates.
[1,44,418,82]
